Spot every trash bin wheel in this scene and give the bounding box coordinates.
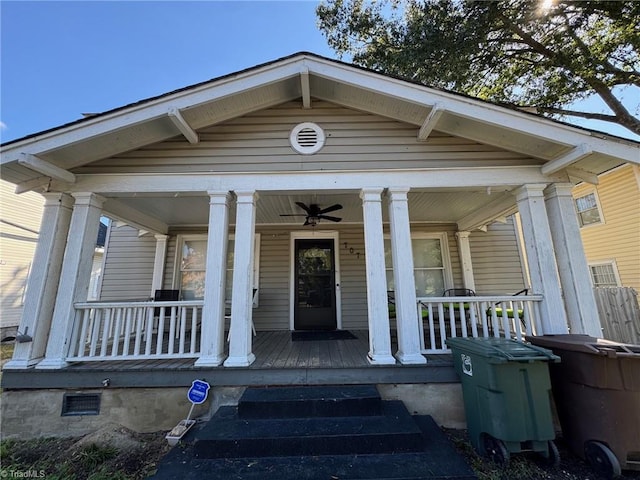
[584,441,621,479]
[480,433,510,465]
[538,440,560,467]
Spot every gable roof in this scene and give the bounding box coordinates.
[1,52,638,188]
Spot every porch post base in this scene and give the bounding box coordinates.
[367,353,396,365]
[2,357,44,370]
[194,354,226,367]
[35,358,69,370]
[223,353,256,368]
[395,352,427,365]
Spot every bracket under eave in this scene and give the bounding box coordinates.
[301,68,311,109]
[168,108,199,144]
[541,143,593,176]
[18,153,76,184]
[417,103,445,141]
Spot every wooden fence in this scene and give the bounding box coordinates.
[594,287,640,344]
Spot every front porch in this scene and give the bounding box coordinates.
[0,330,457,390]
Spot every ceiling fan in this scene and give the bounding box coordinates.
[280,202,343,226]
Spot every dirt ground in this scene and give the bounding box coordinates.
[2,423,640,480]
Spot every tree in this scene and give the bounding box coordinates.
[317,0,640,135]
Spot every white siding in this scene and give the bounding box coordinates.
[469,218,527,295]
[0,180,44,329]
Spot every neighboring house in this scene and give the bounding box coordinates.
[0,179,44,339]
[572,164,640,292]
[1,53,638,438]
[0,179,108,338]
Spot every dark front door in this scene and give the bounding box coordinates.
[294,239,337,331]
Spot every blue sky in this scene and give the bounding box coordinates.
[1,1,638,144]
[1,1,336,142]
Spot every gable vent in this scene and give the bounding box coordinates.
[290,122,325,154]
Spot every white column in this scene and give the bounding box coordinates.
[4,193,74,369]
[515,185,568,335]
[224,191,257,367]
[195,192,231,367]
[455,231,476,291]
[150,234,169,296]
[361,188,395,365]
[545,183,602,337]
[387,188,426,364]
[37,193,106,369]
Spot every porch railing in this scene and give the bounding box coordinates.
[68,300,204,361]
[416,294,543,354]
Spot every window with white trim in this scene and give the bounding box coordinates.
[384,233,453,296]
[574,192,603,227]
[176,234,260,301]
[589,262,620,287]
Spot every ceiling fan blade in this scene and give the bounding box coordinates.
[319,215,342,222]
[295,202,311,214]
[319,204,342,214]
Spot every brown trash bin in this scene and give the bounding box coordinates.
[528,334,640,479]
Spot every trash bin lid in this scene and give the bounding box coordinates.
[446,337,560,363]
[527,334,640,357]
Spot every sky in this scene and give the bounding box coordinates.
[1,0,638,144]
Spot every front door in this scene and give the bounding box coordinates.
[294,239,337,330]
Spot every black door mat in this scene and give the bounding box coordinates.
[292,330,357,341]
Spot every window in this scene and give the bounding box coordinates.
[574,192,603,227]
[384,233,453,296]
[589,262,620,287]
[176,234,260,301]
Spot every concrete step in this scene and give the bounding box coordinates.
[151,416,477,480]
[194,400,424,459]
[237,384,383,419]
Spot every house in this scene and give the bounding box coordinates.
[1,53,638,438]
[572,164,640,292]
[0,179,43,339]
[0,181,108,340]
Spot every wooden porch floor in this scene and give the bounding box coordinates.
[1,331,457,390]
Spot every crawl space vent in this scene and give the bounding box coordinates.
[290,122,325,154]
[61,393,101,416]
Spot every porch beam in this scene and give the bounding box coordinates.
[225,191,258,368]
[300,68,311,109]
[541,144,592,176]
[102,198,169,235]
[70,166,568,194]
[544,184,602,337]
[18,153,76,184]
[457,192,519,232]
[15,176,52,194]
[361,187,395,365]
[37,193,106,369]
[387,187,426,364]
[417,103,444,141]
[196,192,232,367]
[3,193,74,370]
[515,184,568,335]
[168,107,199,144]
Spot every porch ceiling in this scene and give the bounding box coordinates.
[104,189,516,228]
[1,53,637,189]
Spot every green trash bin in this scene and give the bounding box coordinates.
[447,337,560,465]
[528,334,640,479]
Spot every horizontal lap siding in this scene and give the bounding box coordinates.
[0,180,43,327]
[469,218,526,295]
[81,101,535,174]
[99,225,156,300]
[573,165,640,291]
